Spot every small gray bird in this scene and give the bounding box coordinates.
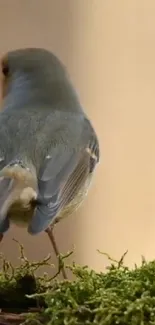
[0,48,100,278]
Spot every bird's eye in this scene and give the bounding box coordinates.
[2,63,9,76]
[1,58,9,77]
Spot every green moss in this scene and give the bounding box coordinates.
[1,244,155,324]
[34,254,155,324]
[0,239,50,311]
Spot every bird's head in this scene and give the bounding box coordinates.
[0,48,68,106]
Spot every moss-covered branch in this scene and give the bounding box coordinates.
[1,241,155,324]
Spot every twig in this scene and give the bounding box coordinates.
[97,249,128,269]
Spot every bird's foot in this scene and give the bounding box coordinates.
[45,226,67,280]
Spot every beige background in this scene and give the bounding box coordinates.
[0,0,155,274]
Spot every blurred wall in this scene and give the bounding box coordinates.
[0,0,155,274]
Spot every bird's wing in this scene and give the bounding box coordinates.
[28,120,99,235]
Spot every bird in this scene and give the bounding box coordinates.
[0,48,100,279]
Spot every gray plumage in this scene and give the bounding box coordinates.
[0,48,100,235]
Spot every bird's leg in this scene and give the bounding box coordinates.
[45,226,67,279]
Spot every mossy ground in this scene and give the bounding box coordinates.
[1,243,155,324]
